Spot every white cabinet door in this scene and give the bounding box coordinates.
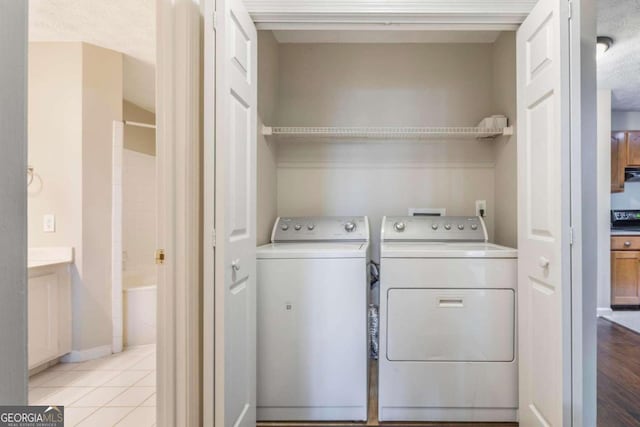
[517,0,573,425]
[213,0,258,425]
[28,273,59,368]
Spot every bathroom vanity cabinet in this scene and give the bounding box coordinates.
[28,248,73,370]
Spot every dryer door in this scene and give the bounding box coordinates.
[387,288,515,362]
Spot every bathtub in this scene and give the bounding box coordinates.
[124,285,156,346]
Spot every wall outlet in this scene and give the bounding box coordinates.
[43,214,56,233]
[475,200,487,217]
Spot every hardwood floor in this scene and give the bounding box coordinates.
[598,317,640,426]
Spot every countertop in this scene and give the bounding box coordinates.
[611,230,640,236]
[28,247,74,269]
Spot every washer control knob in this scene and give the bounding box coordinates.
[281,224,289,231]
[431,223,439,230]
[471,224,478,230]
[307,224,315,230]
[294,224,302,231]
[457,224,465,230]
[394,222,406,232]
[444,224,452,230]
[345,222,356,232]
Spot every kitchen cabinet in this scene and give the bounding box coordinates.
[611,237,640,306]
[627,131,640,167]
[612,132,626,193]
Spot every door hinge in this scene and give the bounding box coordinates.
[569,227,575,246]
[566,0,573,20]
[212,229,217,248]
[212,12,218,31]
[155,249,165,265]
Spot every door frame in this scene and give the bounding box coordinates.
[195,2,596,427]
[568,0,597,425]
[156,0,202,426]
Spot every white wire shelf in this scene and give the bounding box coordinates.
[262,126,513,140]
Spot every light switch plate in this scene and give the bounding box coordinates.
[43,214,56,232]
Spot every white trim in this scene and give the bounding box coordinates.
[111,120,124,354]
[597,308,613,317]
[569,0,598,426]
[60,345,111,363]
[156,0,202,426]
[245,0,536,29]
[257,22,523,31]
[202,0,215,425]
[276,161,496,169]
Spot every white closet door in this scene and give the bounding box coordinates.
[516,0,573,425]
[214,0,258,425]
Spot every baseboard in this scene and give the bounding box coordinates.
[597,307,613,317]
[61,345,112,363]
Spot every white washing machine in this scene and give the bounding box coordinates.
[256,216,370,421]
[378,215,518,422]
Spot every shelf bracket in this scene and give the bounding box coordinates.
[502,126,514,136]
[261,126,273,136]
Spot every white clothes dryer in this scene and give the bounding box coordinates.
[378,215,518,422]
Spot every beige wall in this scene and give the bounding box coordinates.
[272,42,502,257]
[123,149,157,288]
[28,43,83,255]
[28,42,123,352]
[123,101,155,155]
[256,31,279,245]
[491,32,518,248]
[79,43,123,350]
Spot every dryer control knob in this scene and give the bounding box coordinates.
[431,223,439,230]
[444,224,452,230]
[471,224,478,230]
[458,224,465,230]
[394,222,406,232]
[307,224,315,230]
[281,224,289,231]
[294,224,302,231]
[345,222,356,232]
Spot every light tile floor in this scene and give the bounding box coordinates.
[603,310,640,334]
[29,345,156,426]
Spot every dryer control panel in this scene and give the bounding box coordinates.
[272,216,369,242]
[382,216,487,242]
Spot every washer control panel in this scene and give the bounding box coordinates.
[382,216,487,242]
[272,216,369,242]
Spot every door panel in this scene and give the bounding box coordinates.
[215,0,257,425]
[387,289,515,362]
[517,0,571,425]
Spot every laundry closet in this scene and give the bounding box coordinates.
[253,29,519,423]
[255,31,518,252]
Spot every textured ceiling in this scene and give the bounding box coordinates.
[29,0,156,112]
[597,0,640,111]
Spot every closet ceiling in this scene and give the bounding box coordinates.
[597,0,640,111]
[29,0,155,112]
[271,30,502,44]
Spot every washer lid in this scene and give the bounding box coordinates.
[257,242,369,259]
[381,242,517,258]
